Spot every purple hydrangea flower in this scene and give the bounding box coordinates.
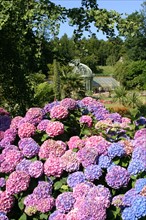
[37,119,51,131]
[107,143,125,159]
[84,164,102,181]
[77,146,99,168]
[108,112,122,123]
[28,160,43,178]
[48,210,66,220]
[0,178,6,188]
[56,192,75,213]
[25,107,43,125]
[132,146,146,162]
[105,166,130,189]
[67,171,86,188]
[0,212,9,220]
[18,138,40,158]
[33,181,53,199]
[98,155,112,169]
[43,101,60,114]
[16,158,32,173]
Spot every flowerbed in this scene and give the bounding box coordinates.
[0,97,146,220]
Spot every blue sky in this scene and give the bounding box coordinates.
[52,0,144,39]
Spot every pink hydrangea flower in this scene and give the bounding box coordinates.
[4,128,17,142]
[39,139,66,159]
[67,136,84,150]
[50,105,69,120]
[60,98,76,110]
[36,196,54,213]
[25,107,43,125]
[0,191,15,214]
[46,121,64,137]
[10,116,23,129]
[18,122,36,138]
[79,115,92,127]
[60,150,80,172]
[6,171,30,195]
[44,155,63,177]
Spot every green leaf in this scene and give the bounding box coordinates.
[40,213,48,219]
[19,213,27,220]
[61,185,69,191]
[54,181,62,190]
[41,134,48,142]
[18,200,24,210]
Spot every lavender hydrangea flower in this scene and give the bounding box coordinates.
[67,171,86,188]
[77,146,99,168]
[84,164,102,181]
[4,128,17,142]
[48,210,66,220]
[56,192,75,213]
[37,119,51,131]
[18,138,40,158]
[98,155,112,168]
[43,101,60,114]
[127,159,145,176]
[6,171,30,195]
[16,158,32,173]
[25,107,43,125]
[107,143,125,159]
[0,178,6,188]
[132,146,146,162]
[0,212,9,220]
[108,112,122,123]
[105,165,130,189]
[28,160,43,178]
[33,181,53,199]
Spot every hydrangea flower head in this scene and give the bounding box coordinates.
[37,119,51,131]
[67,171,86,188]
[44,155,63,177]
[122,188,137,206]
[36,196,54,213]
[16,158,32,173]
[84,164,102,181]
[60,98,76,110]
[122,207,138,220]
[0,178,6,187]
[48,210,66,220]
[98,155,112,168]
[56,192,75,213]
[33,181,53,199]
[131,195,146,219]
[18,122,36,138]
[67,136,84,150]
[79,115,92,127]
[0,212,9,220]
[28,160,43,178]
[135,178,146,193]
[18,138,40,158]
[73,181,94,201]
[105,165,130,189]
[127,159,145,176]
[0,191,15,214]
[50,105,69,120]
[112,195,124,207]
[25,107,43,125]
[10,116,23,129]
[6,171,30,195]
[46,121,64,137]
[107,142,125,159]
[134,128,146,139]
[61,150,80,172]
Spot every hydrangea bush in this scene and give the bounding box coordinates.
[0,97,146,220]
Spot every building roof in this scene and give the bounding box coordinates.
[93,76,120,89]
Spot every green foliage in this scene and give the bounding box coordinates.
[53,59,61,100]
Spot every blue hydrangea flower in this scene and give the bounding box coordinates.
[0,212,9,220]
[84,164,102,181]
[127,159,145,176]
[56,192,75,213]
[67,171,86,188]
[135,178,146,193]
[122,207,138,220]
[98,155,112,169]
[131,195,146,219]
[107,143,125,159]
[122,189,138,207]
